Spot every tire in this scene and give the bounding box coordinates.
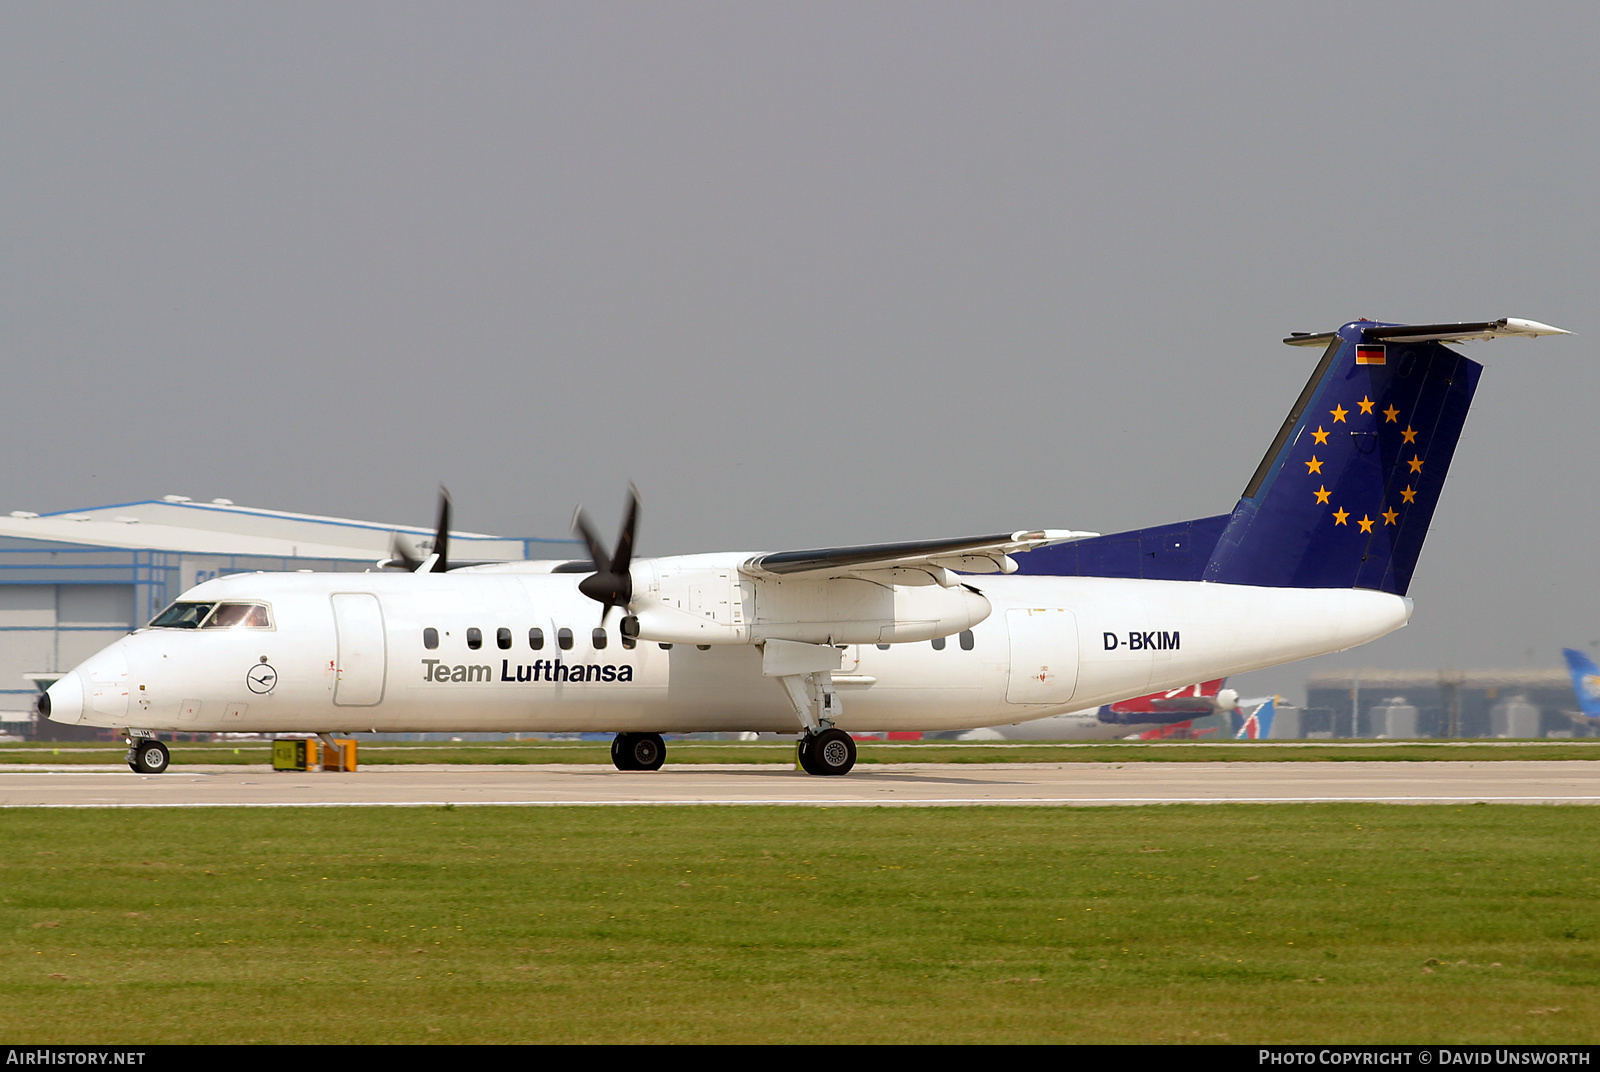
[611,733,638,771]
[132,740,170,774]
[796,734,817,774]
[801,728,856,776]
[628,733,665,772]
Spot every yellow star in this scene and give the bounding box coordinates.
[1306,456,1323,474]
[1382,508,1399,525]
[1401,486,1417,503]
[1383,405,1400,423]
[1358,515,1374,533]
[1401,426,1417,444]
[1311,426,1329,445]
[1358,396,1374,415]
[1408,455,1424,473]
[1314,485,1331,504]
[1330,404,1349,423]
[1333,507,1349,526]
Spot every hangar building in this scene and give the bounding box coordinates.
[0,496,577,734]
[1299,668,1588,739]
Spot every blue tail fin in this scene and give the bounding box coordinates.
[1014,322,1473,593]
[1018,318,1565,592]
[1562,649,1600,718]
[1203,322,1480,595]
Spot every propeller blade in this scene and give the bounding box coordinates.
[384,486,453,571]
[611,485,640,575]
[386,530,424,571]
[430,486,452,574]
[571,486,639,621]
[571,507,612,575]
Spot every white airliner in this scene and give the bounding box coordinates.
[43,317,1569,776]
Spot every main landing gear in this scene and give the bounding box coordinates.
[611,732,666,771]
[797,727,857,776]
[126,735,170,774]
[762,639,859,777]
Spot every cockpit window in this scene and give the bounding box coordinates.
[149,602,216,629]
[201,602,273,629]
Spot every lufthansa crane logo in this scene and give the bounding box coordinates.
[247,661,278,695]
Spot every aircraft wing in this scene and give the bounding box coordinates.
[743,529,1098,585]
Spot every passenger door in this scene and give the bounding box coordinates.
[331,593,387,706]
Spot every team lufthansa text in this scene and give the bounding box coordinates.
[422,659,636,684]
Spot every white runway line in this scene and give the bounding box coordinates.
[13,795,1600,808]
[1,760,1596,807]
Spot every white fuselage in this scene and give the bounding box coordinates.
[48,559,1410,736]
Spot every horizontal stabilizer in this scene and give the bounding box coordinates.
[1286,318,1571,347]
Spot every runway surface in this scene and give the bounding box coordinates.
[1,760,1597,806]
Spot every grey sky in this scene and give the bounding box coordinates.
[4,3,1596,701]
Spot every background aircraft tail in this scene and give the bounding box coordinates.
[1020,319,1564,595]
[1561,648,1600,718]
[1234,697,1276,739]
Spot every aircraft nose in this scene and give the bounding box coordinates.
[44,672,85,725]
[52,645,132,726]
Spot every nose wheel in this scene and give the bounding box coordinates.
[611,732,666,771]
[798,728,856,776]
[127,738,170,774]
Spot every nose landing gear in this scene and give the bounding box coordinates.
[610,732,666,771]
[126,736,170,774]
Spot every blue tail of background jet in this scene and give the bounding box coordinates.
[1020,318,1568,595]
[1561,648,1600,719]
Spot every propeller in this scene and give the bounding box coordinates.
[572,485,639,623]
[387,487,452,573]
[427,486,451,573]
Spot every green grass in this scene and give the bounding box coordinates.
[5,738,1599,766]
[2,805,1597,1044]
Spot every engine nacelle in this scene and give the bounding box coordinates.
[628,557,992,645]
[749,574,991,645]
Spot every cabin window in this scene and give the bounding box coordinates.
[876,643,890,650]
[697,644,710,651]
[423,628,439,650]
[149,602,215,629]
[529,628,544,650]
[466,627,482,650]
[621,634,636,650]
[558,628,574,651]
[959,629,975,651]
[201,602,273,629]
[592,627,608,650]
[931,636,945,651]
[497,627,512,650]
[659,643,673,650]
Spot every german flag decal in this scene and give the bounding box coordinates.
[1355,343,1386,365]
